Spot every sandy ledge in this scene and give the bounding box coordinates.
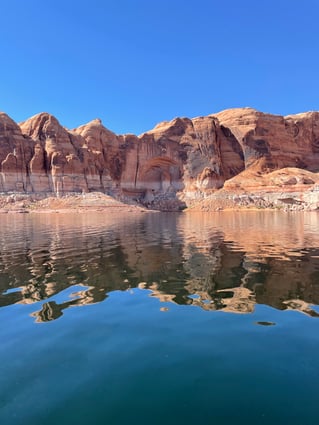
[0,192,151,214]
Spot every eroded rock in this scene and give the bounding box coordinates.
[0,107,318,210]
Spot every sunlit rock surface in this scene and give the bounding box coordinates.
[0,108,319,210]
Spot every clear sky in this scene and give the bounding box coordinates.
[1,0,319,134]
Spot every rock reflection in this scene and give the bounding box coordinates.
[31,285,97,322]
[0,211,319,322]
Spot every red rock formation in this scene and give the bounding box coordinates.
[0,107,318,210]
[215,108,319,172]
[0,113,34,192]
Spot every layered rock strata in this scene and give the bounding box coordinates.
[0,107,319,210]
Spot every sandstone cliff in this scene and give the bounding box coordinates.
[0,107,319,210]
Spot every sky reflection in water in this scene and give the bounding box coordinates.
[1,211,319,425]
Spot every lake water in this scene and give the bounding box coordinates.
[1,211,319,425]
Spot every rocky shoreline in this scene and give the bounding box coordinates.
[0,192,148,214]
[0,186,318,214]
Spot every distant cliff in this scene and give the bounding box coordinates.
[1,107,319,210]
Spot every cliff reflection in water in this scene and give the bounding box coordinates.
[0,211,319,322]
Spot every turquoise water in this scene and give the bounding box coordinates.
[0,211,319,425]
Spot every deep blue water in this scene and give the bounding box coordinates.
[0,211,319,425]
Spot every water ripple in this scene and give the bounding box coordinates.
[0,211,319,321]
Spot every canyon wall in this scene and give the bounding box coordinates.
[1,107,319,209]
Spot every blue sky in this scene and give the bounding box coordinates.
[1,0,319,134]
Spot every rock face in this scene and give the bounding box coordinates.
[0,107,319,210]
[215,108,319,171]
[0,113,35,192]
